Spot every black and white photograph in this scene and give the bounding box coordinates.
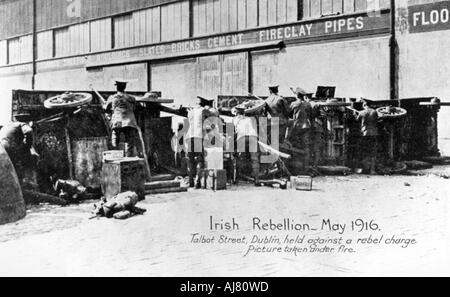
[0,0,449,280]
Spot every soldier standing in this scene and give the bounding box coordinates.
[307,95,324,168]
[265,84,290,146]
[356,100,379,175]
[104,80,139,157]
[185,97,218,188]
[286,87,313,173]
[233,106,260,186]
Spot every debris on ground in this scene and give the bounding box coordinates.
[404,160,433,170]
[91,191,147,220]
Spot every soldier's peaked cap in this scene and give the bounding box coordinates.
[295,87,309,95]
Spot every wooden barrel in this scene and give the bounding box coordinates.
[0,144,26,225]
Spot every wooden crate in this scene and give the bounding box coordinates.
[101,158,146,200]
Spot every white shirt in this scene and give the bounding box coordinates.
[233,115,258,140]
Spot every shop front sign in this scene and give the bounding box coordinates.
[86,10,390,68]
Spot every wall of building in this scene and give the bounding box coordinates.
[396,0,450,154]
[0,0,178,40]
[252,36,390,99]
[0,71,32,125]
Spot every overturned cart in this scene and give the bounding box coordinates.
[10,89,179,202]
[217,95,447,176]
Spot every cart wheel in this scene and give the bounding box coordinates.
[44,92,93,109]
[377,106,407,119]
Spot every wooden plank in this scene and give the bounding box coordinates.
[206,0,215,34]
[229,0,238,31]
[344,0,355,13]
[355,0,367,12]
[145,187,187,195]
[267,0,277,25]
[128,13,134,47]
[133,11,141,46]
[332,0,343,14]
[161,4,169,41]
[167,2,176,40]
[193,0,199,36]
[105,18,113,51]
[246,0,258,28]
[71,25,80,55]
[90,21,98,52]
[322,0,333,15]
[198,0,207,35]
[173,2,182,40]
[259,0,268,26]
[220,0,229,33]
[213,0,221,33]
[302,0,310,19]
[124,14,131,47]
[113,17,120,48]
[0,40,8,65]
[310,0,321,17]
[139,10,147,45]
[145,180,181,190]
[152,6,161,43]
[277,0,287,24]
[145,8,153,44]
[181,0,190,38]
[237,0,247,30]
[83,23,90,54]
[286,0,298,22]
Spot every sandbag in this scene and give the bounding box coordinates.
[0,144,26,225]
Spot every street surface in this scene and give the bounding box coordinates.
[0,167,449,277]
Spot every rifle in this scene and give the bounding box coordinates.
[258,141,291,159]
[241,89,266,102]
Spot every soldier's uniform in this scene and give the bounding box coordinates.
[265,86,290,145]
[310,101,325,167]
[105,91,138,157]
[288,97,312,173]
[357,105,379,174]
[233,110,260,185]
[0,121,38,181]
[185,97,218,188]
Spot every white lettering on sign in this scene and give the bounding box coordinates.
[66,0,81,18]
[207,34,244,49]
[413,9,450,27]
[171,40,201,53]
[325,16,364,33]
[258,24,313,42]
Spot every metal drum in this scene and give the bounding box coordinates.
[0,144,26,225]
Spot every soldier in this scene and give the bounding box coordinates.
[355,100,379,175]
[265,84,290,146]
[286,87,313,173]
[233,106,260,186]
[307,95,325,168]
[0,113,39,182]
[104,80,139,157]
[185,96,219,188]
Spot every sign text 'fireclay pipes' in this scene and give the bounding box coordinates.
[87,11,390,68]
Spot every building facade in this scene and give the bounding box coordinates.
[0,0,449,152]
